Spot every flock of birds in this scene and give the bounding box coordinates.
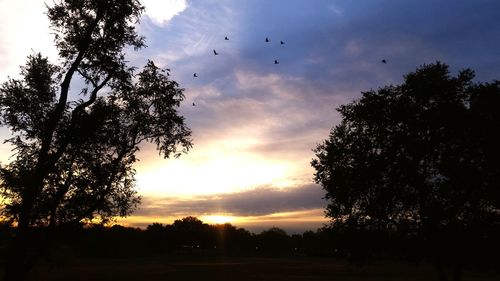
[190,35,388,107]
[191,35,286,106]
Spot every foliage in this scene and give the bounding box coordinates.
[0,0,191,229]
[312,62,500,278]
[0,2,192,280]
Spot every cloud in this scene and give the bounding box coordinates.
[137,0,241,67]
[3,0,500,234]
[135,183,326,217]
[133,65,347,197]
[142,0,189,26]
[120,208,328,233]
[0,0,57,80]
[180,69,346,160]
[122,184,329,233]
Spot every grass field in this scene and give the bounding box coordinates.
[14,256,497,281]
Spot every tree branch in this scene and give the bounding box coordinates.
[65,149,130,226]
[77,74,112,111]
[47,73,113,170]
[76,68,97,88]
[38,9,105,166]
[48,158,76,227]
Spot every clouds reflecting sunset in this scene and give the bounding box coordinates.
[2,0,500,233]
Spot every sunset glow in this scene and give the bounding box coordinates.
[201,215,236,225]
[134,139,301,197]
[1,0,499,233]
[118,208,328,233]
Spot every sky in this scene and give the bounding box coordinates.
[1,0,500,233]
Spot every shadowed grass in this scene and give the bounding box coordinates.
[21,256,498,281]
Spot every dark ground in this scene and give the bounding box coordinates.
[8,256,497,281]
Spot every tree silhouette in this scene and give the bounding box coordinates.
[257,227,290,254]
[0,1,191,280]
[312,62,500,281]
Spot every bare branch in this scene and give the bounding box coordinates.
[76,68,97,88]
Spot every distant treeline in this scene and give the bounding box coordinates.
[1,216,499,268]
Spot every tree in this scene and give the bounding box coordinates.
[171,216,211,248]
[257,227,291,254]
[312,62,500,281]
[0,1,191,280]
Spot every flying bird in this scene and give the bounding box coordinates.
[274,59,279,64]
[213,49,219,55]
[192,102,196,106]
[381,59,387,64]
[193,73,198,77]
[225,36,229,40]
[265,37,269,42]
[280,41,284,45]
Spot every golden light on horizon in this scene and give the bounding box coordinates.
[200,215,235,225]
[234,209,327,225]
[119,209,328,232]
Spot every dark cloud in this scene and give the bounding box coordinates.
[136,184,326,217]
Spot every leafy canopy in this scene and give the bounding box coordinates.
[0,0,192,227]
[312,62,500,236]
